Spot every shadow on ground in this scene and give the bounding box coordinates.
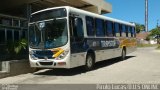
[34,56,135,76]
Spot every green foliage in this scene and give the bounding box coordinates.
[158,39,160,44]
[145,35,151,41]
[7,38,28,55]
[137,44,157,47]
[148,27,160,44]
[157,44,160,49]
[14,39,28,54]
[149,28,160,36]
[135,23,145,33]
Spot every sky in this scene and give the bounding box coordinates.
[104,0,160,31]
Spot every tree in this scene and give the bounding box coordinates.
[135,23,145,33]
[7,38,28,59]
[150,28,160,36]
[148,27,160,44]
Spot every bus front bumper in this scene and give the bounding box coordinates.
[29,57,71,69]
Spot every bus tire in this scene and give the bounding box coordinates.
[84,54,94,71]
[121,48,126,60]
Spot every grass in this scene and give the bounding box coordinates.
[156,44,160,49]
[137,44,158,48]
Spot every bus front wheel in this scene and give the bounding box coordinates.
[84,54,94,71]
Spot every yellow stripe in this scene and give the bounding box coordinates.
[52,49,64,58]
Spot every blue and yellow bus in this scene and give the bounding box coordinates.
[29,6,136,70]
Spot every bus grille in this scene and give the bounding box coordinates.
[33,50,54,59]
[39,62,53,65]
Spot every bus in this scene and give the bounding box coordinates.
[29,6,136,70]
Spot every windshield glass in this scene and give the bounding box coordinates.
[29,18,68,49]
[31,8,67,22]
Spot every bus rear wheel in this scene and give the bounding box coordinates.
[84,54,94,71]
[121,48,126,60]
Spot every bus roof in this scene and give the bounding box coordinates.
[31,6,135,27]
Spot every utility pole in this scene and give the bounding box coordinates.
[145,0,148,32]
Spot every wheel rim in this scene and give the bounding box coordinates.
[87,56,93,68]
[122,50,125,59]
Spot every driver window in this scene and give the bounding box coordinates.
[70,16,84,42]
[74,18,84,37]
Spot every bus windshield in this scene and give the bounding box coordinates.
[29,18,68,49]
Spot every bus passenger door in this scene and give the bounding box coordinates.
[69,16,85,67]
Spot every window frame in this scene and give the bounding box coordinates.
[86,16,95,36]
[125,26,129,37]
[106,21,114,37]
[73,17,84,38]
[95,18,105,37]
[114,23,120,37]
[119,24,122,36]
[122,24,126,33]
[114,23,119,33]
[69,15,84,42]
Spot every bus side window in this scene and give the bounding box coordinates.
[70,17,84,42]
[119,24,122,37]
[95,18,105,36]
[128,26,131,37]
[86,16,95,36]
[106,21,113,37]
[115,23,120,37]
[131,27,135,37]
[74,18,84,38]
[133,27,136,37]
[122,24,126,37]
[125,26,128,37]
[131,27,133,37]
[112,22,115,37]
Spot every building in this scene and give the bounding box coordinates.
[0,0,112,59]
[136,32,157,44]
[0,0,112,17]
[136,32,150,44]
[136,32,149,40]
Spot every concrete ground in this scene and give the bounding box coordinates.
[0,47,160,84]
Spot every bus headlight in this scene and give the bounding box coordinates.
[29,50,34,55]
[55,50,69,60]
[29,51,38,60]
[30,55,38,60]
